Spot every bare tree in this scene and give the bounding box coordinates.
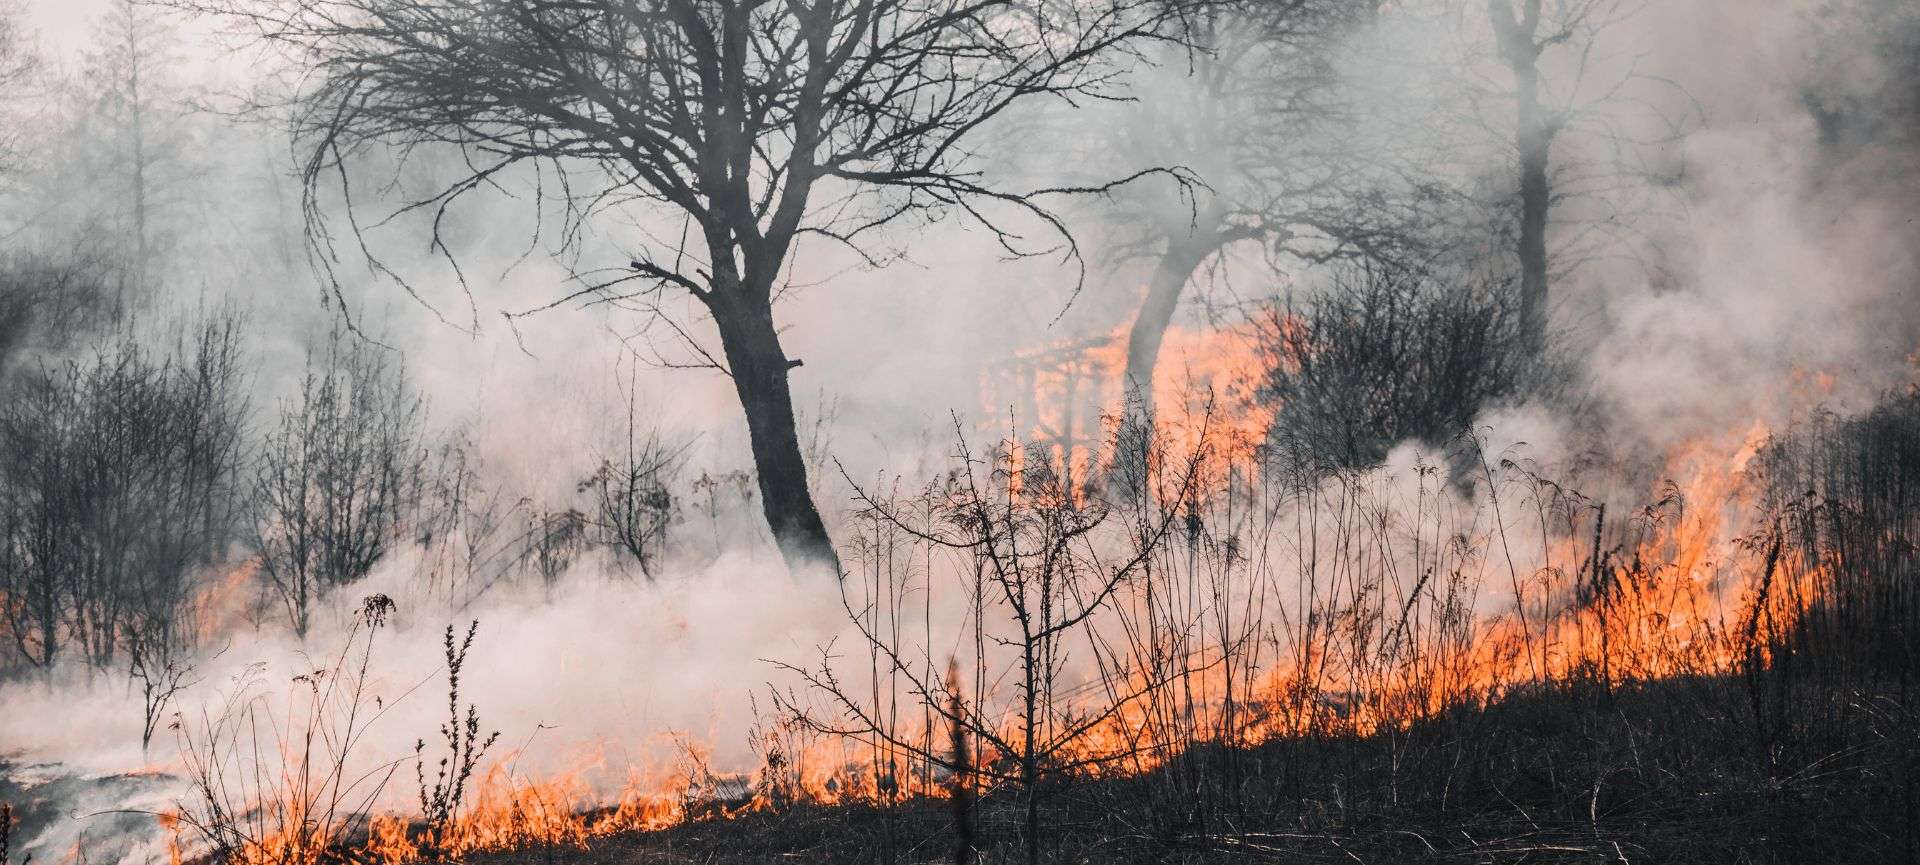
[777,424,1203,865]
[0,256,118,376]
[0,0,38,181]
[83,0,191,304]
[420,435,503,600]
[581,389,682,581]
[188,0,1190,573]
[1475,0,1694,354]
[1084,0,1435,483]
[1485,0,1554,354]
[253,328,426,638]
[509,506,583,588]
[0,310,248,673]
[124,615,203,753]
[1256,260,1530,470]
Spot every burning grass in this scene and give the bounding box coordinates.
[31,384,1916,865]
[449,673,1906,865]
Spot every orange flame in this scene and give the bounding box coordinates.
[984,320,1279,499]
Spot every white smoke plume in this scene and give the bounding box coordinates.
[2,0,1918,862]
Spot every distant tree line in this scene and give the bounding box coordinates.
[0,257,697,711]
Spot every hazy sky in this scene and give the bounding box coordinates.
[11,0,1916,484]
[26,0,110,56]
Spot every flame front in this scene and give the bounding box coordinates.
[146,344,1850,865]
[984,321,1279,500]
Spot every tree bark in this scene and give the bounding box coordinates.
[710,289,840,575]
[1492,0,1553,356]
[1514,67,1550,354]
[1121,235,1220,421]
[1111,230,1218,495]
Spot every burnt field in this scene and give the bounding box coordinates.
[4,0,1920,863]
[480,674,1912,865]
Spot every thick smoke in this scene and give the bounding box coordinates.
[3,1,1920,862]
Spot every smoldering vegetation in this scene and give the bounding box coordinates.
[0,0,1918,864]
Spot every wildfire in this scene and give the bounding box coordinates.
[161,757,696,865]
[146,356,1845,865]
[1011,422,1827,766]
[984,320,1277,499]
[158,733,934,865]
[191,560,263,638]
[362,767,687,863]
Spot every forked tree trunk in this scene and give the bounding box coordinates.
[1492,0,1553,356]
[1112,230,1218,495]
[710,289,840,575]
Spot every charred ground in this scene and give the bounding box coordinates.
[463,675,1908,865]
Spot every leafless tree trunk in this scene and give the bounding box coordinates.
[1489,0,1555,355]
[188,0,1191,575]
[1472,0,1697,359]
[711,292,833,566]
[86,0,182,310]
[1115,220,1222,494]
[1098,1,1426,485]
